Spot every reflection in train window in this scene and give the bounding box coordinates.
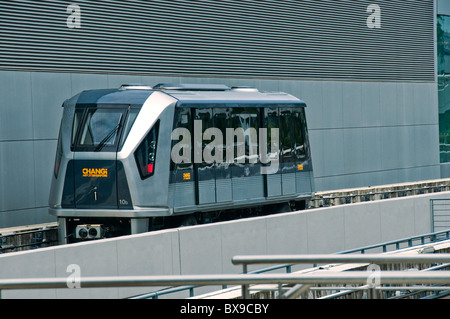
[171,108,193,172]
[230,107,260,163]
[293,109,306,160]
[280,108,295,163]
[72,108,125,152]
[194,108,214,166]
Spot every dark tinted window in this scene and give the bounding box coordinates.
[229,107,260,163]
[213,107,232,164]
[170,104,308,171]
[280,108,295,163]
[263,107,280,163]
[54,126,63,178]
[194,108,214,166]
[135,121,159,179]
[293,109,306,160]
[171,108,193,171]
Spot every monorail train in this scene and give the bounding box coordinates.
[49,83,314,243]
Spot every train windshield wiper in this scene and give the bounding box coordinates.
[94,115,123,152]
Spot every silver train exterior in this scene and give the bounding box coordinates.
[48,84,314,243]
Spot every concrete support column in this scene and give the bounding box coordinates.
[131,218,149,235]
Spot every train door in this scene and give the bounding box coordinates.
[72,106,126,209]
[213,108,232,203]
[293,108,314,195]
[194,108,217,204]
[263,106,310,197]
[279,108,297,196]
[263,107,282,197]
[229,107,265,201]
[170,108,196,209]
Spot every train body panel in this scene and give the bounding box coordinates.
[49,84,315,243]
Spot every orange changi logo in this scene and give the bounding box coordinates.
[82,168,108,178]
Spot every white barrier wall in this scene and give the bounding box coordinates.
[0,191,447,299]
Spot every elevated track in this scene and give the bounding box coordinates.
[0,223,58,254]
[2,179,450,254]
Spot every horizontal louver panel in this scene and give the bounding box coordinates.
[0,0,435,81]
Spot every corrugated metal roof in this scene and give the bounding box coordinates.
[0,0,435,81]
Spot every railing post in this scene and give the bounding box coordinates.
[367,287,377,299]
[242,264,250,299]
[430,199,435,233]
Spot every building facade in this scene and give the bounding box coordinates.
[0,0,440,227]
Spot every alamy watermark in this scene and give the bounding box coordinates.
[171,122,280,175]
[66,264,81,289]
[366,264,381,289]
[66,4,381,30]
[66,4,81,29]
[366,4,381,29]
[64,263,383,292]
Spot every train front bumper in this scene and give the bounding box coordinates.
[48,206,172,218]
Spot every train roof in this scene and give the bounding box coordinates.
[74,84,306,106]
[154,83,306,106]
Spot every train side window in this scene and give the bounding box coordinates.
[119,108,140,150]
[194,108,215,166]
[71,109,84,148]
[213,107,232,164]
[230,107,260,164]
[171,108,193,172]
[280,108,295,163]
[263,107,280,165]
[293,109,306,160]
[300,108,310,159]
[54,126,63,178]
[135,121,159,179]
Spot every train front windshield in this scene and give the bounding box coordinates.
[71,106,139,152]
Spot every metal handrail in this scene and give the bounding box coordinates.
[131,263,292,299]
[318,262,450,300]
[231,254,450,267]
[1,272,450,298]
[132,229,450,299]
[339,229,450,254]
[232,254,450,298]
[3,230,450,299]
[1,255,450,299]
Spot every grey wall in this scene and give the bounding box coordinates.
[296,80,440,191]
[0,70,440,227]
[0,0,439,228]
[0,190,444,299]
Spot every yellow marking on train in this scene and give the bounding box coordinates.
[83,168,108,178]
[297,164,304,171]
[183,172,191,181]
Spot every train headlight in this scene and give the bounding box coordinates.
[88,227,98,238]
[78,228,88,239]
[75,225,104,240]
